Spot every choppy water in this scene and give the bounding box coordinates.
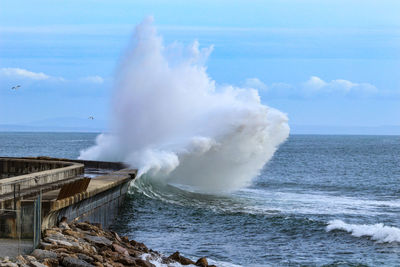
[1,133,399,266]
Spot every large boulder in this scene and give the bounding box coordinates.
[84,235,112,247]
[168,251,195,265]
[196,257,209,267]
[31,249,58,260]
[112,243,129,256]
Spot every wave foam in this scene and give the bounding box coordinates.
[327,219,400,243]
[140,253,242,267]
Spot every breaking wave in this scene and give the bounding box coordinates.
[79,17,289,193]
[327,219,400,243]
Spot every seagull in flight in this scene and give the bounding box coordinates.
[11,85,21,90]
[88,116,94,120]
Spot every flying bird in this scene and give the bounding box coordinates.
[11,85,21,90]
[88,116,94,120]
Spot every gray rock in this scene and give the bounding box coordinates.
[39,241,53,249]
[0,262,18,267]
[46,232,67,241]
[62,257,95,267]
[30,261,47,267]
[44,237,73,247]
[31,249,57,260]
[84,235,112,247]
[77,253,94,263]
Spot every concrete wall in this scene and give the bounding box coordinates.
[0,158,69,178]
[21,157,127,170]
[0,158,84,197]
[42,180,130,230]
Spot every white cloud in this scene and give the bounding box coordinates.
[0,67,107,85]
[0,67,66,82]
[81,75,104,84]
[243,78,268,91]
[303,76,377,94]
[0,67,50,80]
[242,76,379,98]
[303,76,327,91]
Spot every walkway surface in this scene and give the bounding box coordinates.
[0,239,33,258]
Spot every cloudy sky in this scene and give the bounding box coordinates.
[0,0,399,133]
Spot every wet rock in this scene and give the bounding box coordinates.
[196,257,208,267]
[168,251,195,265]
[62,256,95,267]
[134,258,156,267]
[121,236,130,244]
[115,255,136,265]
[127,248,141,257]
[129,240,149,253]
[17,221,211,267]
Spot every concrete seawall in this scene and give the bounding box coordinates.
[40,168,136,230]
[0,157,137,257]
[0,158,84,200]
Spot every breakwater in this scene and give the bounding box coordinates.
[0,221,214,267]
[0,157,137,258]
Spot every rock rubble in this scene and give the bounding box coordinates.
[0,221,216,267]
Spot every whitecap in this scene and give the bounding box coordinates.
[326,219,400,243]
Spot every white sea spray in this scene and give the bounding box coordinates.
[79,17,289,193]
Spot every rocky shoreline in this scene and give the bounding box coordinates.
[0,221,216,267]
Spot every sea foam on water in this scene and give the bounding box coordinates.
[79,17,290,193]
[327,220,400,243]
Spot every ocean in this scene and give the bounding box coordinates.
[1,132,399,266]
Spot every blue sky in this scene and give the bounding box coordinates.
[0,0,399,133]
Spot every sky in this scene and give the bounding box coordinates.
[0,0,399,133]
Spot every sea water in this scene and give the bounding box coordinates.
[1,132,399,266]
